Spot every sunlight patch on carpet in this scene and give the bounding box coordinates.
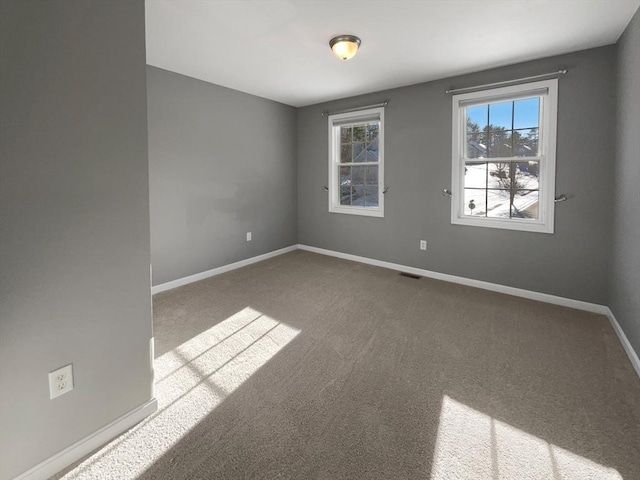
[58,307,300,479]
[430,395,622,480]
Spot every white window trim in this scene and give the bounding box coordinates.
[328,107,384,218]
[451,79,558,234]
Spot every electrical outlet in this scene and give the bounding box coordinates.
[246,232,252,242]
[49,364,73,399]
[420,240,427,251]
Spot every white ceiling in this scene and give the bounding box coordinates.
[145,0,639,107]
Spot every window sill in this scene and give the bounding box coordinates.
[452,216,553,234]
[329,206,384,218]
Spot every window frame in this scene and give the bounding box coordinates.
[451,79,558,233]
[328,107,385,218]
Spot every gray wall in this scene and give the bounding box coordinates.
[611,10,640,355]
[0,2,153,478]
[298,47,616,305]
[147,67,298,286]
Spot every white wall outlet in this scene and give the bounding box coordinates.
[246,232,252,242]
[420,240,427,251]
[49,364,73,399]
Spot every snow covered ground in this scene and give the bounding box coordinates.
[463,162,539,218]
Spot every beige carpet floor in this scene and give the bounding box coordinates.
[54,250,640,479]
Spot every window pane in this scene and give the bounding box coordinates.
[339,166,351,205]
[489,101,513,130]
[352,166,365,186]
[340,186,351,205]
[514,98,539,129]
[353,125,365,142]
[514,161,539,190]
[353,142,365,162]
[340,165,351,185]
[487,130,513,158]
[464,189,486,216]
[340,126,351,142]
[464,162,487,188]
[511,190,539,219]
[351,185,365,206]
[364,186,378,207]
[340,143,352,163]
[365,165,378,185]
[365,123,378,142]
[487,162,511,188]
[467,105,488,131]
[486,189,511,218]
[513,128,538,156]
[365,139,379,162]
[350,166,366,206]
[466,132,487,158]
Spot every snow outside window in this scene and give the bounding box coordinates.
[451,79,558,233]
[328,107,384,217]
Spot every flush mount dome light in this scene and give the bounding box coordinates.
[329,35,361,60]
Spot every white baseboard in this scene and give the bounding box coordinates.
[605,307,640,378]
[14,397,157,480]
[298,244,640,378]
[298,244,608,313]
[151,245,298,294]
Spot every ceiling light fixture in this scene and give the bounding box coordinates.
[329,35,361,60]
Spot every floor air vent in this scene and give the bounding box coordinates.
[399,272,421,279]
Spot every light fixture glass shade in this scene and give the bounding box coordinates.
[329,35,361,60]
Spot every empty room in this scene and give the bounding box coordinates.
[1,0,639,479]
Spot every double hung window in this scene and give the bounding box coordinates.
[328,107,384,217]
[451,79,558,233]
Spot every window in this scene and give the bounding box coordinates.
[451,79,558,233]
[328,107,384,217]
